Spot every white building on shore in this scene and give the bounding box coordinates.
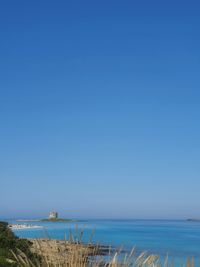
[49,211,58,219]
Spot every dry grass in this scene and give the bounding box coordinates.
[10,245,163,267]
[9,229,196,267]
[30,239,101,266]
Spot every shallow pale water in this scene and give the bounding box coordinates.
[7,219,200,266]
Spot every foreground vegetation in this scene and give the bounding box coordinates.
[0,221,39,266]
[0,221,196,267]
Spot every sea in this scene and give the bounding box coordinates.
[6,219,200,266]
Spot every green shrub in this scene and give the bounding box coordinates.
[0,221,38,266]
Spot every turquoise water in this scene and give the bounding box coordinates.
[7,219,200,265]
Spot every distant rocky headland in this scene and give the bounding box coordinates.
[187,218,200,222]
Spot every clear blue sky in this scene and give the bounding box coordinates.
[0,0,200,219]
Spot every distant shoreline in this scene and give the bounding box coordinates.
[9,224,43,230]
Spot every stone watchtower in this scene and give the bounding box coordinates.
[49,211,58,219]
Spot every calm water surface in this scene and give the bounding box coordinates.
[7,219,200,266]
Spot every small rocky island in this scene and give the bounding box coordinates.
[41,211,76,222]
[17,211,77,222]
